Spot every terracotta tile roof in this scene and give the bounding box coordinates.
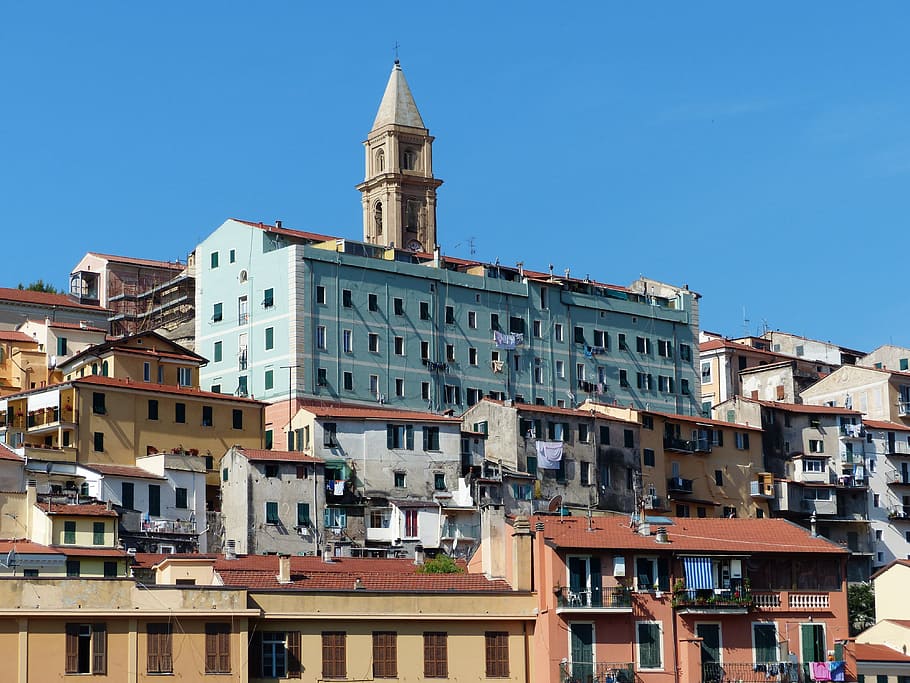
[855,642,910,663]
[883,618,910,629]
[297,400,461,423]
[643,409,763,432]
[214,555,513,591]
[237,448,322,464]
[0,330,38,344]
[864,419,910,432]
[36,502,118,517]
[0,539,62,555]
[87,252,185,270]
[748,398,862,416]
[0,443,23,462]
[72,375,265,404]
[536,515,846,554]
[232,218,336,244]
[103,346,205,363]
[58,331,206,369]
[479,397,636,423]
[45,321,107,332]
[53,546,128,557]
[871,558,910,579]
[83,463,166,480]
[0,288,108,312]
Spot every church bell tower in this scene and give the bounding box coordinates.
[357,61,443,252]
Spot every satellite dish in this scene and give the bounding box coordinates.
[547,495,563,513]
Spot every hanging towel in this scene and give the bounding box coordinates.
[333,480,345,496]
[535,440,564,469]
[828,661,844,682]
[811,661,831,681]
[493,331,517,350]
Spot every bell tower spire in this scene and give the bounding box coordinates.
[357,61,442,252]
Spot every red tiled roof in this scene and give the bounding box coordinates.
[54,546,128,557]
[0,443,23,462]
[83,463,166,480]
[46,321,107,333]
[237,449,322,464]
[0,330,38,344]
[87,252,185,270]
[0,288,108,311]
[536,516,846,554]
[864,419,910,432]
[0,539,62,555]
[102,346,204,363]
[232,218,336,244]
[748,399,862,416]
[855,642,910,663]
[214,555,513,591]
[72,375,264,404]
[871,558,910,579]
[479,397,636,422]
[297,400,461,423]
[643,409,763,432]
[37,502,118,517]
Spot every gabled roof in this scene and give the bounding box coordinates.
[0,330,38,344]
[747,398,862,416]
[230,218,336,245]
[477,397,636,423]
[45,321,108,333]
[36,502,118,517]
[0,539,62,555]
[536,516,845,554]
[372,61,425,129]
[85,252,185,270]
[236,448,322,464]
[643,409,763,432]
[82,463,166,480]
[0,288,108,312]
[297,400,460,423]
[0,443,24,463]
[213,555,513,592]
[871,558,910,580]
[864,419,910,432]
[855,642,910,663]
[59,330,206,370]
[72,375,264,405]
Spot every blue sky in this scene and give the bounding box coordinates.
[2,3,907,352]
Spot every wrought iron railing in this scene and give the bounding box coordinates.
[560,660,635,683]
[703,662,808,683]
[672,588,752,610]
[556,586,632,609]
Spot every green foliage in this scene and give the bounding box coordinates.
[18,280,59,294]
[847,582,875,636]
[417,554,463,574]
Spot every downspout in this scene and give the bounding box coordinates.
[523,621,531,683]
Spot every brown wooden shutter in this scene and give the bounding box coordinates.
[91,623,107,675]
[205,627,217,673]
[65,624,79,674]
[160,626,173,674]
[218,628,231,673]
[148,625,160,673]
[248,631,262,678]
[287,631,302,678]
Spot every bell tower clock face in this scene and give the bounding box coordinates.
[406,239,423,252]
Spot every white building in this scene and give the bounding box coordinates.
[864,420,910,569]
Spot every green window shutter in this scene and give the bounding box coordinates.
[406,425,414,450]
[297,503,310,527]
[387,425,394,449]
[637,623,660,668]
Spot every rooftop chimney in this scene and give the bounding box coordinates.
[413,544,425,566]
[275,220,282,229]
[511,516,532,592]
[276,554,291,584]
[224,539,237,560]
[655,526,669,544]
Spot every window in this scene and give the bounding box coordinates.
[803,458,825,473]
[175,367,191,387]
[264,369,274,391]
[395,378,405,397]
[735,432,750,450]
[343,371,353,391]
[315,325,327,350]
[468,311,477,328]
[490,313,500,331]
[580,461,591,486]
[752,623,778,664]
[424,426,440,451]
[198,404,213,427]
[393,298,404,315]
[92,392,106,415]
[701,361,712,383]
[296,502,311,528]
[681,378,690,395]
[368,333,380,353]
[93,431,104,452]
[574,326,585,344]
[92,521,105,545]
[555,323,564,342]
[147,624,173,674]
[394,471,406,488]
[317,368,328,386]
[210,251,219,268]
[263,287,274,308]
[66,559,80,577]
[680,343,692,361]
[636,622,662,669]
[65,623,106,674]
[143,361,152,382]
[387,424,414,450]
[444,384,461,404]
[446,344,455,362]
[509,316,524,334]
[233,409,243,429]
[57,336,69,356]
[394,336,405,355]
[146,399,159,421]
[577,363,586,381]
[422,382,431,401]
[373,632,397,678]
[619,369,629,387]
[63,520,76,544]
[264,326,275,351]
[624,429,634,448]
[322,631,346,679]
[266,501,279,525]
[113,481,133,513]
[484,631,509,678]
[636,336,651,354]
[369,374,380,396]
[873,493,880,508]
[643,448,655,467]
[212,302,223,322]
[533,320,542,338]
[342,289,352,308]
[323,422,338,447]
[211,340,223,364]
[175,487,188,509]
[808,439,824,453]
[324,507,347,528]
[205,623,231,674]
[158,366,165,383]
[424,632,448,678]
[149,484,161,517]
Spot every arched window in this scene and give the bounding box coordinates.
[402,149,417,171]
[374,202,383,235]
[406,199,420,230]
[91,363,98,375]
[101,361,109,377]
[376,149,385,172]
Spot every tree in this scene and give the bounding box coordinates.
[18,280,59,294]
[847,582,875,636]
[417,554,463,574]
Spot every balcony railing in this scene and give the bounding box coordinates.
[899,401,910,417]
[886,471,910,486]
[703,662,808,683]
[667,477,694,494]
[141,519,197,535]
[556,586,632,610]
[560,661,634,683]
[889,506,910,520]
[672,588,752,611]
[752,591,830,611]
[663,436,712,454]
[750,480,774,498]
[839,424,865,438]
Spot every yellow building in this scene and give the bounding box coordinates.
[0,330,43,396]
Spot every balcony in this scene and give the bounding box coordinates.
[560,661,634,683]
[140,519,197,535]
[366,525,397,543]
[555,586,632,613]
[886,471,910,487]
[663,436,712,454]
[672,588,752,613]
[839,424,865,438]
[899,401,910,417]
[750,480,774,499]
[667,477,694,494]
[753,590,830,611]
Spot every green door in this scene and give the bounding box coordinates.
[696,624,720,666]
[570,623,594,683]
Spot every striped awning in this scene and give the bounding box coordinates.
[683,556,714,590]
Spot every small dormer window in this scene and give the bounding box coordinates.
[402,149,417,170]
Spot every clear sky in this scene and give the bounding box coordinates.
[2,3,907,352]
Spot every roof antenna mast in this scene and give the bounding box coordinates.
[393,41,400,64]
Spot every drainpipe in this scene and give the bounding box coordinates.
[522,621,531,683]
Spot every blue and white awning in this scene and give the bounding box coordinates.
[683,556,714,590]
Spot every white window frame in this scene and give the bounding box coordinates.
[342,329,353,354]
[555,323,564,342]
[566,621,596,678]
[695,622,723,666]
[556,360,565,379]
[316,326,327,350]
[635,620,664,671]
[750,621,779,665]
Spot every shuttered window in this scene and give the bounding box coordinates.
[205,623,231,673]
[484,631,509,678]
[636,622,662,669]
[147,623,173,673]
[424,632,448,678]
[372,631,397,678]
[286,631,302,678]
[322,631,346,679]
[64,622,108,673]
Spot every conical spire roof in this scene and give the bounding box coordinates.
[371,61,425,129]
